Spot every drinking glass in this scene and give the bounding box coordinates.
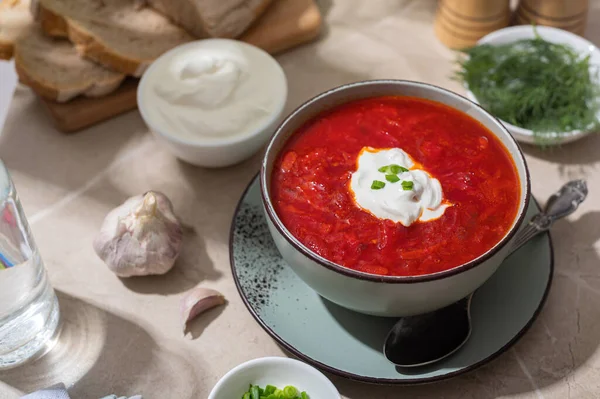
[0,160,60,369]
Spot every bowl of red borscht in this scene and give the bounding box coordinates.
[260,80,530,317]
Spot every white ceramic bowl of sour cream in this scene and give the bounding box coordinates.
[138,39,288,167]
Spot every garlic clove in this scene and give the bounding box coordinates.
[93,191,183,277]
[181,286,226,328]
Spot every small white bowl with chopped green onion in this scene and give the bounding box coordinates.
[208,357,340,399]
[462,25,600,145]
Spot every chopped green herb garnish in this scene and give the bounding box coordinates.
[371,180,386,190]
[390,164,409,174]
[401,181,414,190]
[385,174,400,183]
[283,386,298,398]
[265,385,277,395]
[378,164,408,174]
[241,384,309,399]
[455,31,600,144]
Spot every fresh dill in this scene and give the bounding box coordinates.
[455,35,600,144]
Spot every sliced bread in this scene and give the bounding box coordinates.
[146,0,273,38]
[0,0,125,102]
[35,0,194,77]
[15,28,125,102]
[0,0,31,59]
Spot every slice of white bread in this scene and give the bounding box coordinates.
[0,0,31,58]
[146,0,273,38]
[34,0,194,77]
[0,0,125,102]
[15,28,126,102]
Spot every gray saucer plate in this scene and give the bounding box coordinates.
[230,175,553,384]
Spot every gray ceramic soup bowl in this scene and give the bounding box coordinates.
[260,80,530,317]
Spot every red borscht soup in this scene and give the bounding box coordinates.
[271,96,520,277]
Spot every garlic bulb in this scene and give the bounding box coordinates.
[93,191,183,277]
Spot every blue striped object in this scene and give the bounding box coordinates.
[0,252,14,269]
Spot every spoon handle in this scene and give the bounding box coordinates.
[508,222,546,256]
[508,180,588,257]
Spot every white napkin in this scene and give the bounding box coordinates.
[20,384,70,399]
[19,384,142,399]
[99,396,143,399]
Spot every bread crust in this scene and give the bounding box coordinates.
[0,0,22,60]
[36,3,151,76]
[0,43,14,60]
[37,3,68,37]
[248,0,272,33]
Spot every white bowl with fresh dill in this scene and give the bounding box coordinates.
[459,25,600,146]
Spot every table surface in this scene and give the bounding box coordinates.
[2,1,600,398]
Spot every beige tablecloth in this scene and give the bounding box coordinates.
[2,1,600,398]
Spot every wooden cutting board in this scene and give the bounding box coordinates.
[40,0,322,133]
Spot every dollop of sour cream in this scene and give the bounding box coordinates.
[349,147,450,226]
[140,40,286,141]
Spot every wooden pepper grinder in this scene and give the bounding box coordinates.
[434,0,511,49]
[515,0,588,36]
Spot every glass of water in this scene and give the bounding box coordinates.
[0,160,60,369]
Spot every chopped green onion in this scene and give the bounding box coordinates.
[241,384,309,399]
[401,181,414,191]
[265,385,277,395]
[371,180,386,190]
[378,164,408,174]
[283,386,298,398]
[390,164,409,174]
[385,174,400,183]
[251,385,260,399]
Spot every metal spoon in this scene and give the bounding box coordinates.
[383,180,588,368]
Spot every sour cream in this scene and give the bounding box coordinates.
[139,39,287,142]
[349,147,450,226]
